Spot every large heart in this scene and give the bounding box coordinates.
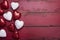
[11,2,19,10]
[3,11,12,21]
[15,20,24,29]
[0,29,6,37]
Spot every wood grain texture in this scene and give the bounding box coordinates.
[0,0,60,40]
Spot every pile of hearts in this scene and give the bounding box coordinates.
[0,0,24,39]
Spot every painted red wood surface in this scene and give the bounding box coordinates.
[0,0,60,40]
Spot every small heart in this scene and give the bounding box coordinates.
[0,29,6,37]
[13,10,21,20]
[3,11,12,21]
[11,2,19,10]
[0,17,5,27]
[1,0,9,9]
[15,20,24,29]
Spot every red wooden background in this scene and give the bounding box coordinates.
[0,0,60,40]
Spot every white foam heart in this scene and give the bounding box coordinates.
[15,20,24,29]
[11,2,19,10]
[0,29,6,37]
[3,11,12,21]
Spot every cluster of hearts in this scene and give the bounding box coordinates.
[0,0,24,39]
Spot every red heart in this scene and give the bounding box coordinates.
[0,16,6,27]
[12,31,19,39]
[8,23,15,32]
[13,11,21,20]
[0,8,4,15]
[1,0,9,9]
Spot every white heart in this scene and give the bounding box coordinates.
[3,11,12,21]
[0,29,6,37]
[15,20,24,29]
[11,2,19,10]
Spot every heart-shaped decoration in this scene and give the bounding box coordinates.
[0,17,5,27]
[0,29,6,37]
[13,31,19,39]
[1,0,9,9]
[15,20,24,29]
[3,11,12,21]
[8,23,15,32]
[11,2,19,10]
[0,8,4,15]
[13,10,21,20]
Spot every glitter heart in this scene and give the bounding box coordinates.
[0,29,6,37]
[11,2,19,10]
[15,20,24,30]
[3,11,12,21]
